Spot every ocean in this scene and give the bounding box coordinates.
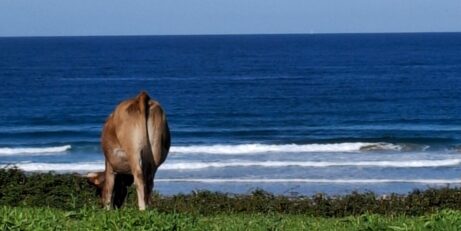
[1,33,461,196]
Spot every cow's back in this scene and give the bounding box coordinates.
[101,92,169,173]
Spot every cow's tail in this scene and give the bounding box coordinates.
[146,100,170,167]
[135,91,153,148]
[136,91,150,119]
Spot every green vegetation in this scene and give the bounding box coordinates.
[2,167,461,230]
[2,206,461,230]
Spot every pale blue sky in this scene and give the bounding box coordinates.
[0,0,460,36]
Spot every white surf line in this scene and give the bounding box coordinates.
[0,162,104,172]
[0,145,71,155]
[3,158,460,172]
[155,178,461,184]
[161,159,461,170]
[170,142,402,154]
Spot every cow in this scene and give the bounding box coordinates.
[87,91,170,210]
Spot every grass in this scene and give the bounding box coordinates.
[2,206,461,230]
[2,167,461,230]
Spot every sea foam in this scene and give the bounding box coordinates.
[171,142,402,154]
[161,159,461,170]
[0,145,71,156]
[1,161,104,172]
[4,158,460,172]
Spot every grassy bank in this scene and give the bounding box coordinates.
[2,206,461,230]
[2,168,461,229]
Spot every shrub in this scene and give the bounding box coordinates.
[2,167,461,217]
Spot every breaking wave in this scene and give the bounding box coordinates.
[171,142,404,154]
[0,145,71,156]
[161,159,461,170]
[1,161,104,172]
[5,158,460,172]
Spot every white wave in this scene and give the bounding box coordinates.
[0,145,72,156]
[155,178,461,184]
[0,162,104,172]
[161,159,461,170]
[5,158,459,172]
[171,142,402,155]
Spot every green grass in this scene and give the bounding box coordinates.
[3,168,461,230]
[2,206,461,230]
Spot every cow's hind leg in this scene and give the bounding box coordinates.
[144,169,156,206]
[130,153,147,210]
[133,171,146,210]
[102,163,115,210]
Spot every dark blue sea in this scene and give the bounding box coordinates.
[1,33,461,195]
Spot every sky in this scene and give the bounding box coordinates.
[0,0,460,37]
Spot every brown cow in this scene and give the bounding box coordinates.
[87,91,170,210]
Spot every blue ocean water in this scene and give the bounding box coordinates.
[1,33,461,195]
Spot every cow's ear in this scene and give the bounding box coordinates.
[87,172,105,188]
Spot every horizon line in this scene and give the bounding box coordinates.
[1,31,461,39]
